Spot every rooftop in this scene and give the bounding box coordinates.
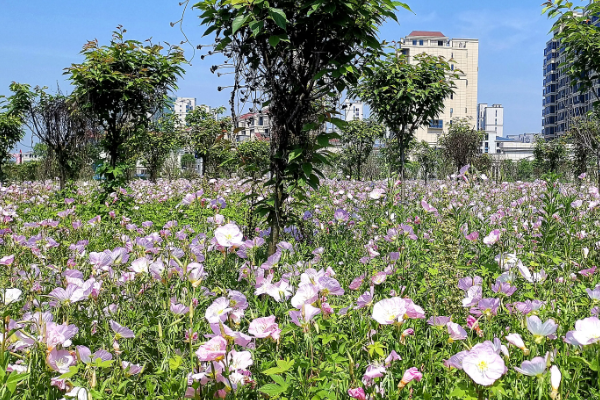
[407,31,446,38]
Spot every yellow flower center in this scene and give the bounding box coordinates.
[477,360,488,372]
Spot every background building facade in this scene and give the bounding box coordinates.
[398,31,479,145]
[477,103,504,154]
[542,11,600,139]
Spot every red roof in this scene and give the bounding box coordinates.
[407,31,446,38]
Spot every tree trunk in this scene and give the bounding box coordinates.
[59,166,66,191]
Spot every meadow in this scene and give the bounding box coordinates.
[0,172,599,399]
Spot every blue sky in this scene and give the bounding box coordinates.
[0,0,556,151]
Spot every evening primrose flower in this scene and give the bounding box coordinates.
[109,320,135,339]
[514,357,547,377]
[495,253,519,271]
[205,297,232,324]
[47,349,76,373]
[483,229,501,245]
[550,365,561,399]
[248,316,280,340]
[122,361,144,376]
[526,316,557,343]
[505,333,530,355]
[347,387,366,400]
[447,322,468,341]
[214,223,244,248]
[372,297,425,325]
[196,336,227,361]
[565,317,600,345]
[586,284,600,301]
[462,343,506,386]
[397,367,423,389]
[291,284,319,308]
[2,288,22,305]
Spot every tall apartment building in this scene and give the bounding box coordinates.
[477,103,504,154]
[174,97,196,125]
[398,31,479,145]
[542,11,600,139]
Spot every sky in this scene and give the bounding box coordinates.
[0,0,557,151]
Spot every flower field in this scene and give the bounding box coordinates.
[1,175,600,399]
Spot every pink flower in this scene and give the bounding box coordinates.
[349,274,365,290]
[447,322,468,341]
[462,343,506,386]
[505,333,529,354]
[122,361,143,376]
[526,316,557,343]
[444,351,468,369]
[398,367,423,389]
[227,349,253,371]
[384,350,401,367]
[347,387,366,400]
[0,255,14,266]
[44,322,79,350]
[465,232,479,242]
[47,349,76,373]
[205,297,232,324]
[109,320,135,339]
[214,223,244,248]
[248,316,279,339]
[483,229,500,245]
[289,304,321,328]
[291,284,319,308]
[196,336,227,361]
[400,328,414,344]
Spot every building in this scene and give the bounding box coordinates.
[11,151,41,165]
[174,97,196,125]
[344,100,364,121]
[235,109,271,142]
[398,31,479,145]
[477,103,504,154]
[542,10,600,139]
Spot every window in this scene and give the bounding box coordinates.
[495,119,497,125]
[495,110,498,117]
[263,129,270,136]
[419,40,424,46]
[429,119,443,129]
[451,64,454,71]
[484,133,489,140]
[412,40,417,46]
[259,116,264,125]
[465,108,468,113]
[450,108,453,114]
[450,94,454,100]
[438,40,444,46]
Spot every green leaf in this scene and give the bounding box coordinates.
[288,148,303,162]
[169,355,182,370]
[58,365,79,380]
[269,35,281,48]
[5,372,28,394]
[259,383,286,397]
[268,8,287,30]
[232,14,249,34]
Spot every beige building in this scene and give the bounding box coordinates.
[398,31,479,145]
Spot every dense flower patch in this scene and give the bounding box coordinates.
[0,174,599,399]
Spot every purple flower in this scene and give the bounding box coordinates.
[491,281,517,296]
[110,320,135,339]
[427,316,451,327]
[470,298,500,317]
[122,361,144,376]
[333,208,349,222]
[349,274,365,291]
[514,357,546,377]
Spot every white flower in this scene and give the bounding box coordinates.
[526,316,557,343]
[514,357,546,377]
[550,365,561,399]
[214,224,244,248]
[130,258,149,274]
[290,284,319,309]
[3,288,22,305]
[204,297,232,324]
[567,317,600,346]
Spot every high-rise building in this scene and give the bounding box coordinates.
[542,11,600,139]
[174,97,197,125]
[478,103,504,154]
[398,31,479,145]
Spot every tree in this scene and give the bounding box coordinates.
[439,118,482,172]
[351,53,457,198]
[544,1,600,109]
[181,153,196,170]
[185,107,231,177]
[338,119,385,180]
[129,112,182,182]
[517,159,534,181]
[568,116,600,187]
[194,0,409,254]
[17,86,94,190]
[236,139,270,179]
[411,140,438,182]
[66,27,185,181]
[0,83,29,183]
[533,137,568,176]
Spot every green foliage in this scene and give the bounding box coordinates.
[351,52,458,178]
[0,83,30,182]
[129,112,183,182]
[338,119,385,180]
[185,107,232,177]
[568,115,600,187]
[544,1,600,110]
[411,140,440,181]
[236,139,270,178]
[66,27,185,177]
[180,153,196,170]
[534,137,568,175]
[439,118,482,171]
